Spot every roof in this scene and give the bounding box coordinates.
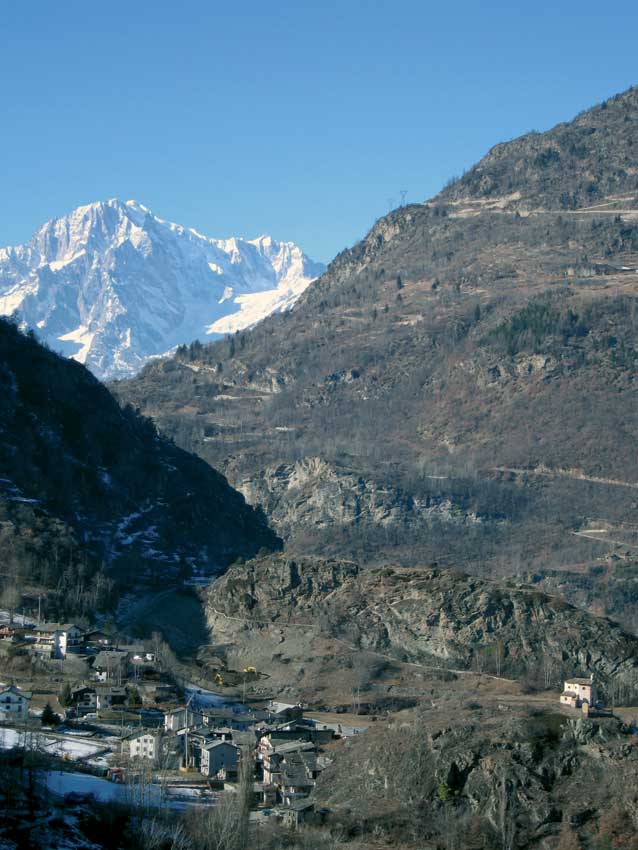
[281,799,314,812]
[565,678,594,685]
[272,740,316,756]
[95,685,127,696]
[279,750,317,788]
[33,622,83,633]
[202,708,251,720]
[269,701,300,714]
[129,731,159,742]
[282,762,315,788]
[0,684,32,699]
[203,740,239,751]
[94,650,128,665]
[177,724,211,738]
[72,685,96,695]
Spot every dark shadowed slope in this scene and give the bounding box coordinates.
[0,318,279,619]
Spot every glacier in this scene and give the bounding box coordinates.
[0,199,324,379]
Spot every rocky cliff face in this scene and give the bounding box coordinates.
[316,704,638,848]
[235,456,484,538]
[206,555,638,688]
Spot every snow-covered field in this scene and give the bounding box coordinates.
[44,738,106,759]
[43,770,126,802]
[42,771,219,809]
[0,609,34,626]
[0,727,107,760]
[0,727,24,749]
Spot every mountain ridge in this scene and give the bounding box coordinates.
[114,87,638,600]
[0,198,324,379]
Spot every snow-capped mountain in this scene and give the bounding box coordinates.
[0,199,325,379]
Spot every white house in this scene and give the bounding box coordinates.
[31,623,84,659]
[130,732,160,760]
[0,684,31,722]
[560,675,598,709]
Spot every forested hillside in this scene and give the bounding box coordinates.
[0,318,278,622]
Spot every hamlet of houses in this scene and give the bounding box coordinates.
[162,699,334,815]
[114,698,339,824]
[0,616,344,824]
[0,615,614,830]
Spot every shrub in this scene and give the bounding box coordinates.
[41,703,60,726]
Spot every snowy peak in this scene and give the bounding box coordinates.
[0,200,325,379]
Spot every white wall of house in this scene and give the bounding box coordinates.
[0,689,29,721]
[130,734,159,760]
[564,681,596,704]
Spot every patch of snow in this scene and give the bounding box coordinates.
[0,610,35,626]
[218,285,234,303]
[42,770,126,802]
[49,250,86,271]
[44,738,105,759]
[0,728,106,760]
[206,275,309,335]
[0,727,24,749]
[58,325,96,364]
[0,287,29,314]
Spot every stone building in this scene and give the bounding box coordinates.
[560,675,597,709]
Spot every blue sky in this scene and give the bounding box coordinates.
[1,1,637,263]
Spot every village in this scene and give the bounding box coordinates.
[0,616,370,826]
[1,612,624,831]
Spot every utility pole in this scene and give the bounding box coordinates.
[387,197,395,213]
[400,189,408,206]
[184,693,194,770]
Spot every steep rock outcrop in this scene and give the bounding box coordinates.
[236,456,484,538]
[207,555,638,686]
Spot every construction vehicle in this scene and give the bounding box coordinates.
[243,666,257,674]
[214,672,225,686]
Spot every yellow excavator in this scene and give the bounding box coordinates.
[243,665,257,674]
[214,672,225,686]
